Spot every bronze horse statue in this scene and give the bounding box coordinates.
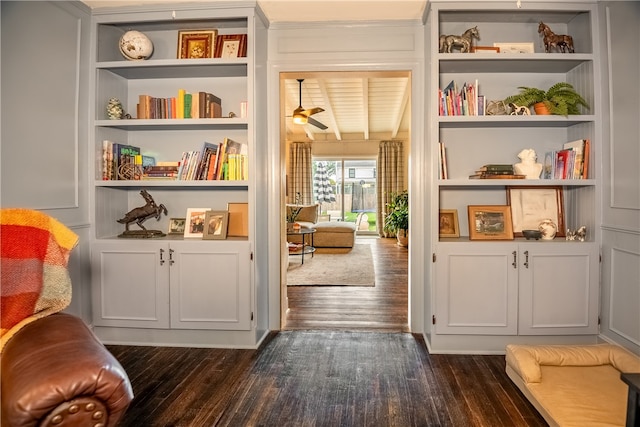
[117,189,168,232]
[439,26,480,53]
[538,22,574,53]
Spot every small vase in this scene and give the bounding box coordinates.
[533,102,551,115]
[538,219,557,240]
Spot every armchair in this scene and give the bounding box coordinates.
[1,209,133,427]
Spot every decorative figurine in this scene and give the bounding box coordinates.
[514,148,543,179]
[538,22,574,53]
[439,26,480,53]
[117,189,168,238]
[107,98,124,120]
[538,219,558,240]
[508,103,531,115]
[566,226,587,241]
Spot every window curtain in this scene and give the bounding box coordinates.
[287,142,313,205]
[377,140,404,237]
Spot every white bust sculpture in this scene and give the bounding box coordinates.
[514,148,543,179]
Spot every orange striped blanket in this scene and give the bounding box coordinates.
[1,209,78,352]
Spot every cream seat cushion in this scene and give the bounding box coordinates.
[506,344,640,427]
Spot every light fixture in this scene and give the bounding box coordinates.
[292,106,308,125]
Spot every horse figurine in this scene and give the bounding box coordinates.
[439,26,480,53]
[538,22,574,53]
[117,189,168,235]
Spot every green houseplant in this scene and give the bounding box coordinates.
[383,190,409,247]
[504,82,589,116]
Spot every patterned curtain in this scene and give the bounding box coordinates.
[377,140,404,237]
[287,142,313,205]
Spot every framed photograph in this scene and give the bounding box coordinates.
[467,205,514,240]
[178,29,217,59]
[203,211,229,240]
[493,42,535,54]
[184,208,210,238]
[506,186,565,237]
[439,209,460,238]
[214,34,247,58]
[471,46,500,53]
[227,202,249,237]
[168,217,186,235]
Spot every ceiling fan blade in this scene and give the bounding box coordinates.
[308,116,328,130]
[304,107,324,116]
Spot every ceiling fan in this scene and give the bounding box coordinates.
[291,79,328,130]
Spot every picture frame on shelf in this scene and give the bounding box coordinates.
[467,205,514,240]
[471,46,500,53]
[506,186,565,237]
[439,209,460,238]
[203,211,229,240]
[184,208,210,238]
[227,202,249,237]
[493,42,535,54]
[214,34,247,58]
[168,217,186,235]
[177,29,217,59]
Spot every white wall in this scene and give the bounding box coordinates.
[598,1,640,355]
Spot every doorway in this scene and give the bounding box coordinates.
[280,71,411,331]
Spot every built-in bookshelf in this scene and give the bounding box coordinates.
[89,5,262,346]
[428,2,601,351]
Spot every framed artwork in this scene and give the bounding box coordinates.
[168,217,186,235]
[203,211,229,240]
[177,29,217,59]
[467,205,514,240]
[493,42,535,54]
[214,34,247,58]
[439,209,460,238]
[506,186,565,237]
[184,208,210,238]
[227,202,249,237]
[471,46,500,53]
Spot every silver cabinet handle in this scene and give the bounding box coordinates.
[160,248,165,265]
[524,250,529,269]
[512,251,517,268]
[169,248,175,265]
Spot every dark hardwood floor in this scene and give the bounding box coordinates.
[107,237,546,426]
[285,236,410,332]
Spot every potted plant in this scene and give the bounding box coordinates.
[383,190,409,247]
[504,82,589,116]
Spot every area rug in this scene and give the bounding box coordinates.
[287,244,375,286]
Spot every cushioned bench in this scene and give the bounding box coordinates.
[505,344,640,427]
[286,204,356,248]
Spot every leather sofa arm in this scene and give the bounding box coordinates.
[1,313,133,427]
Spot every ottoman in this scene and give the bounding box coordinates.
[314,221,356,248]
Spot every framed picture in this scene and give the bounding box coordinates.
[493,42,535,54]
[439,209,460,238]
[467,205,514,240]
[506,186,565,237]
[177,29,217,59]
[227,202,249,237]
[168,217,186,235]
[203,211,229,240]
[184,208,210,238]
[471,46,500,53]
[214,34,247,58]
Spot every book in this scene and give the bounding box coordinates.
[563,139,586,179]
[478,164,514,172]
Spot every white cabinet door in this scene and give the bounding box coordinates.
[169,241,252,330]
[435,243,518,335]
[91,241,170,328]
[518,242,599,335]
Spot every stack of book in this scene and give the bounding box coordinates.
[143,163,180,180]
[469,164,525,179]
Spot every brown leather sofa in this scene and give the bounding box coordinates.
[1,313,134,427]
